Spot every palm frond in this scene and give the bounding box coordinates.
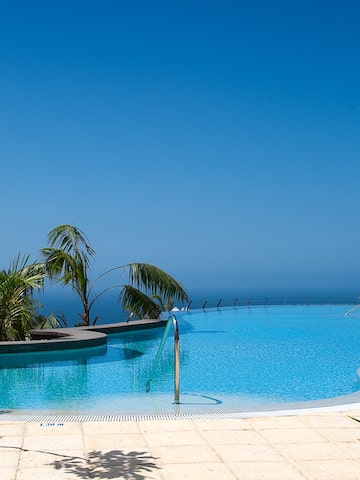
[125,263,189,304]
[119,285,162,319]
[0,255,45,340]
[33,313,68,329]
[41,248,87,286]
[46,224,95,270]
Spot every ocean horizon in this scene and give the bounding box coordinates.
[34,286,360,327]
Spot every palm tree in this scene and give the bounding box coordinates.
[0,255,45,341]
[41,225,95,326]
[41,225,189,326]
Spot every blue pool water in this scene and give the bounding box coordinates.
[1,304,360,415]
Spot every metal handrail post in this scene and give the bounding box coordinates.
[146,314,180,405]
[171,315,180,404]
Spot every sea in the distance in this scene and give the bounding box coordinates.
[34,286,360,327]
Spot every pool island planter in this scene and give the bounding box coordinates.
[0,319,167,354]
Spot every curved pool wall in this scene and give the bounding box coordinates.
[1,305,360,420]
[0,319,167,354]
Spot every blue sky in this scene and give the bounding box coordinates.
[1,0,360,296]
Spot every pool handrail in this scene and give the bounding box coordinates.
[146,314,180,404]
[345,304,360,316]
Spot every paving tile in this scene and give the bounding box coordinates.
[337,441,360,459]
[0,423,26,436]
[123,469,163,480]
[0,449,21,466]
[275,441,352,460]
[213,443,284,462]
[19,449,85,468]
[82,420,139,434]
[246,415,308,429]
[193,418,253,430]
[161,462,237,480]
[0,435,23,448]
[1,467,18,480]
[259,427,327,444]
[23,448,162,480]
[229,461,307,480]
[316,427,360,442]
[347,410,360,421]
[138,419,195,432]
[22,434,84,451]
[84,432,147,450]
[200,428,268,445]
[151,444,221,464]
[142,430,205,447]
[301,414,360,429]
[25,422,82,436]
[16,466,82,479]
[298,459,360,480]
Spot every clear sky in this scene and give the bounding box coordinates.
[1,0,360,296]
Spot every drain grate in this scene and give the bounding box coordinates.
[0,411,253,422]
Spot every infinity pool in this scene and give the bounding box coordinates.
[1,305,360,415]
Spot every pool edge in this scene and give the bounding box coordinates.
[2,394,360,422]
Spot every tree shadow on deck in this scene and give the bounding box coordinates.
[50,449,160,479]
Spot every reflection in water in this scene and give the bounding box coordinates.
[1,356,91,406]
[0,345,107,369]
[0,328,181,410]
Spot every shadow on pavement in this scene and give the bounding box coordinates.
[50,448,160,479]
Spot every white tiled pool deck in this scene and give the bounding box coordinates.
[1,409,360,479]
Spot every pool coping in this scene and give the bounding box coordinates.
[0,319,167,353]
